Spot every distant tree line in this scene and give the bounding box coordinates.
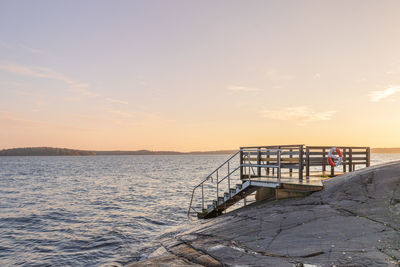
[0,147,96,156]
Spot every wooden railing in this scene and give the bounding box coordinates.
[304,146,370,177]
[239,145,370,179]
[240,145,304,180]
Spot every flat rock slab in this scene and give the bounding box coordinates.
[128,161,400,266]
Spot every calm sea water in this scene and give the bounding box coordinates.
[1,154,399,266]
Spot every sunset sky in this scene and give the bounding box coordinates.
[1,0,400,151]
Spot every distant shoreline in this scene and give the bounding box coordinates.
[0,147,399,156]
[0,147,236,156]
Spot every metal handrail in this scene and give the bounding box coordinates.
[205,150,241,181]
[187,150,241,218]
[217,166,241,185]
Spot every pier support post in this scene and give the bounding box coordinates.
[306,147,310,178]
[257,147,261,178]
[299,145,304,181]
[289,148,293,176]
[349,148,353,172]
[343,148,347,173]
[240,149,243,180]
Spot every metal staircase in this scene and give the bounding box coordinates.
[200,179,281,218]
[188,147,286,219]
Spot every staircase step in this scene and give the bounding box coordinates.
[229,188,236,194]
[218,197,224,205]
[236,184,242,190]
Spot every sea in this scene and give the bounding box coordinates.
[1,154,399,266]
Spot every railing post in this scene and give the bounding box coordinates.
[322,148,326,173]
[343,148,347,172]
[277,149,281,183]
[289,148,293,176]
[257,147,261,178]
[201,184,204,211]
[240,149,243,180]
[248,151,251,181]
[299,145,303,181]
[306,147,310,178]
[349,148,353,172]
[366,147,370,167]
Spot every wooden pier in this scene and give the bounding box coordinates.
[188,145,370,219]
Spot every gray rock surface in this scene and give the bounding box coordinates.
[127,161,400,266]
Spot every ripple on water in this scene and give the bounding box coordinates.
[1,154,398,266]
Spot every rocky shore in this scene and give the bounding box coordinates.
[127,161,400,266]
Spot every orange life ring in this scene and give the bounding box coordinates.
[328,147,343,167]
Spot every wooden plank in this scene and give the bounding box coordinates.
[248,157,300,163]
[307,156,367,162]
[306,146,369,149]
[243,151,299,156]
[241,164,280,168]
[241,144,304,149]
[307,151,367,155]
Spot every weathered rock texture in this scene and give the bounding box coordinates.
[128,162,400,266]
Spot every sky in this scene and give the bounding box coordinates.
[1,0,400,151]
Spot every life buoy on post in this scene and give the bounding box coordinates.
[328,147,343,167]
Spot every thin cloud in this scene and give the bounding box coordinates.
[0,62,129,105]
[0,63,73,83]
[0,110,47,126]
[262,106,336,125]
[106,98,128,105]
[0,62,101,98]
[227,85,261,92]
[0,81,24,87]
[369,86,400,102]
[0,40,44,54]
[386,61,400,75]
[14,90,33,96]
[17,44,44,54]
[107,108,133,118]
[70,83,99,97]
[313,73,321,79]
[265,68,293,81]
